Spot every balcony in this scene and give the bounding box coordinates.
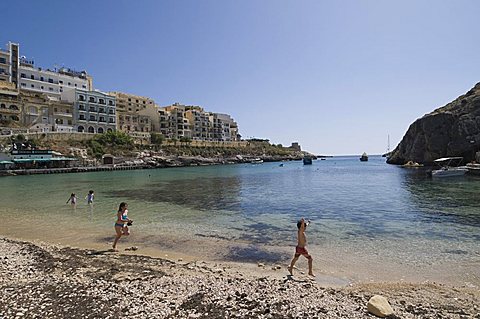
[0,108,21,114]
[54,112,73,117]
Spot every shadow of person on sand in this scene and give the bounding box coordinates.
[86,249,116,255]
[284,274,310,283]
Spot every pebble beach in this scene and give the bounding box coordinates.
[1,237,479,318]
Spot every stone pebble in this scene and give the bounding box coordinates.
[0,237,479,318]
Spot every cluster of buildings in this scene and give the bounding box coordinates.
[0,42,240,142]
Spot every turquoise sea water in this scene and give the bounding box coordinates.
[1,156,479,285]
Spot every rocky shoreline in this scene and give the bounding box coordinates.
[0,153,308,176]
[1,237,478,318]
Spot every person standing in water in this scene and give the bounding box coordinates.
[85,190,94,204]
[66,193,77,206]
[288,218,315,277]
[112,202,133,251]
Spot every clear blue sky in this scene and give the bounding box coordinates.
[2,0,479,155]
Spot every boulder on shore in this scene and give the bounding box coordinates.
[367,295,394,317]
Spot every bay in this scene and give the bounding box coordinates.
[1,155,479,286]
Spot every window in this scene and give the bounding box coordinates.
[21,73,26,78]
[0,57,6,63]
[54,108,58,112]
[82,85,86,89]
[74,84,77,87]
[21,83,26,87]
[59,80,63,84]
[98,127,104,133]
[31,84,34,88]
[79,95,85,101]
[68,82,71,86]
[40,77,44,81]
[49,87,53,91]
[77,126,84,132]
[89,115,96,121]
[48,78,53,83]
[89,97,95,103]
[31,75,34,79]
[79,115,85,120]
[88,126,95,133]
[0,104,5,108]
[68,120,72,125]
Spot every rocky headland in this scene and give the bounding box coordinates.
[1,237,479,318]
[387,82,480,165]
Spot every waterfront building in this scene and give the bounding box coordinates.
[0,81,74,133]
[159,103,240,142]
[160,103,193,140]
[0,42,93,101]
[185,107,210,140]
[108,92,159,136]
[208,112,240,141]
[63,89,116,133]
[0,42,19,86]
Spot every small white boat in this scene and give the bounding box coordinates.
[251,158,263,164]
[466,163,480,175]
[431,157,468,177]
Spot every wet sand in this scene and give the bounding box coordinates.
[2,216,480,290]
[1,236,479,318]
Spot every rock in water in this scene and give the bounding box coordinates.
[387,82,480,165]
[367,295,394,317]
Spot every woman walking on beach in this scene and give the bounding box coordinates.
[112,202,133,251]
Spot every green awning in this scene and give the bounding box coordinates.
[0,160,14,164]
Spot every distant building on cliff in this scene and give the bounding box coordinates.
[0,42,93,101]
[1,41,241,142]
[108,91,159,136]
[159,103,240,142]
[63,89,116,133]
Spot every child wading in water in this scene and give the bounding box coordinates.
[66,193,77,206]
[112,202,133,251]
[288,218,315,277]
[85,190,94,204]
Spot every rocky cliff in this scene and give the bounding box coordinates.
[387,83,480,165]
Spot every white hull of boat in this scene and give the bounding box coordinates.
[431,167,468,177]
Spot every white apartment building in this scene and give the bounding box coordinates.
[63,89,116,133]
[209,113,240,141]
[19,63,92,100]
[1,42,92,100]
